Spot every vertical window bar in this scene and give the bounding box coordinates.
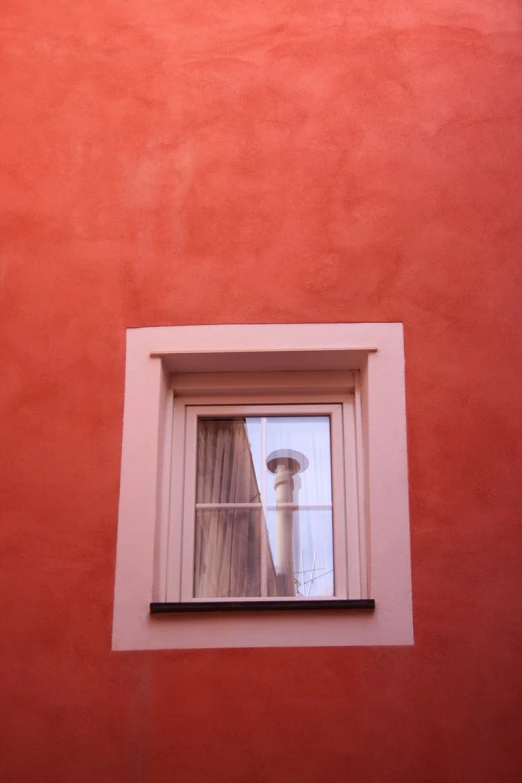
[260,417,268,597]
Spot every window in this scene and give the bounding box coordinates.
[158,373,368,610]
[113,324,413,649]
[186,406,341,604]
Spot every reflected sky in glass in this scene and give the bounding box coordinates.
[245,416,332,507]
[246,415,334,597]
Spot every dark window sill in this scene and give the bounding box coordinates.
[150,599,375,614]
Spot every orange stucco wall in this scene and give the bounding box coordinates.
[2,0,522,780]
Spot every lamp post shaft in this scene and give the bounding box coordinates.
[266,449,308,598]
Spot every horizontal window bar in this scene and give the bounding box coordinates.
[195,503,261,509]
[195,503,333,510]
[151,599,375,614]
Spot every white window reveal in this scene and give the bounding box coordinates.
[113,324,413,649]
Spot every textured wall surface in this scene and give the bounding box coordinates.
[1,0,522,780]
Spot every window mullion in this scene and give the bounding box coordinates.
[260,416,268,598]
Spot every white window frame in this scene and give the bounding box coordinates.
[112,323,413,649]
[166,395,357,604]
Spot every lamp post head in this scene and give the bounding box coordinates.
[266,449,309,476]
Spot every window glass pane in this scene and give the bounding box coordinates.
[265,416,332,506]
[194,509,263,597]
[196,418,262,504]
[266,509,334,597]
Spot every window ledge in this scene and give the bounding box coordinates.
[150,599,376,614]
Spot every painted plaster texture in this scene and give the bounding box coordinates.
[1,0,522,780]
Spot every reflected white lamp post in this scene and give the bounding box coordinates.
[266,449,309,596]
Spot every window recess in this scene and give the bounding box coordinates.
[156,372,370,610]
[112,323,412,650]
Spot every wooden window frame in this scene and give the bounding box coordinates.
[165,396,358,605]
